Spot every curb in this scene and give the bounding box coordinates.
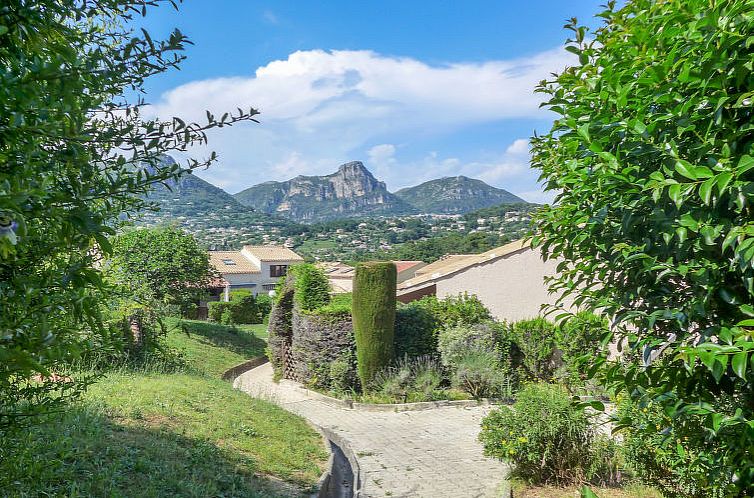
[222,356,344,498]
[283,381,503,412]
[309,432,336,498]
[221,356,269,381]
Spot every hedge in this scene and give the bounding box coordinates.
[352,261,396,389]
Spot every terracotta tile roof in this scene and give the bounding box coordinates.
[208,251,261,274]
[242,245,304,262]
[398,239,530,291]
[208,276,230,287]
[393,261,425,273]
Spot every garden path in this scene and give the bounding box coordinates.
[235,363,509,498]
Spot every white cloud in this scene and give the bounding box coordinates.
[145,48,572,192]
[378,138,532,191]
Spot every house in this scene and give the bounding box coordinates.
[208,245,304,299]
[393,260,427,283]
[319,261,356,293]
[319,260,428,293]
[397,239,574,322]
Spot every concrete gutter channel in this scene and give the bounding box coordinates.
[223,358,361,498]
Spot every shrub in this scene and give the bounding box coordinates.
[352,261,397,389]
[207,294,263,325]
[435,293,492,326]
[208,301,232,323]
[451,351,510,399]
[220,307,235,326]
[254,293,273,322]
[369,355,444,402]
[291,264,331,312]
[438,322,499,369]
[394,302,439,358]
[507,318,560,382]
[479,383,617,485]
[554,312,607,389]
[412,294,491,329]
[228,293,257,324]
[329,350,359,394]
[228,289,253,301]
[292,308,356,391]
[393,294,492,360]
[615,396,715,498]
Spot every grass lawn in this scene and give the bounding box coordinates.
[164,318,269,377]
[0,320,328,498]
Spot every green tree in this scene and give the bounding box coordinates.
[0,1,257,430]
[532,1,754,494]
[352,261,397,389]
[110,227,214,313]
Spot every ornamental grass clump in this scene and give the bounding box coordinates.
[479,383,619,486]
[368,355,444,403]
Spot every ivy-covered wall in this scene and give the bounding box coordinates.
[267,264,359,390]
[267,277,295,378]
[290,309,357,390]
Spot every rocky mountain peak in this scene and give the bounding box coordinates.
[336,160,371,177]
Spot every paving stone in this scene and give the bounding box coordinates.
[235,363,509,498]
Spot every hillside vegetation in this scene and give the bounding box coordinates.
[395,176,524,214]
[0,322,327,498]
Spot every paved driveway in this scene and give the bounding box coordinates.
[235,363,509,498]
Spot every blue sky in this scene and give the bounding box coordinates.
[138,1,604,201]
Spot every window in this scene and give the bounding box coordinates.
[221,259,236,265]
[262,284,277,291]
[269,264,288,277]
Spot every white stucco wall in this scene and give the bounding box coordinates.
[221,259,300,295]
[435,247,573,322]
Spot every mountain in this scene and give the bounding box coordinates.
[138,155,244,217]
[139,156,303,244]
[394,176,525,214]
[234,161,415,222]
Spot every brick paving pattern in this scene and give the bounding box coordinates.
[235,363,509,498]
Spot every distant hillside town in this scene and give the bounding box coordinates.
[136,156,536,263]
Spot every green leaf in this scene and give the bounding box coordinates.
[698,349,716,371]
[578,123,591,142]
[716,172,733,194]
[741,305,754,317]
[0,25,8,36]
[669,184,683,208]
[675,160,697,180]
[739,155,754,176]
[732,351,748,379]
[699,177,715,204]
[676,226,688,243]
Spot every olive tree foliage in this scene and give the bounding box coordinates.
[0,0,257,430]
[532,1,754,495]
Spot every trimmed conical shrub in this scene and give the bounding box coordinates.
[352,261,397,390]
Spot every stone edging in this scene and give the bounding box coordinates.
[221,356,269,381]
[310,433,336,498]
[280,378,503,412]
